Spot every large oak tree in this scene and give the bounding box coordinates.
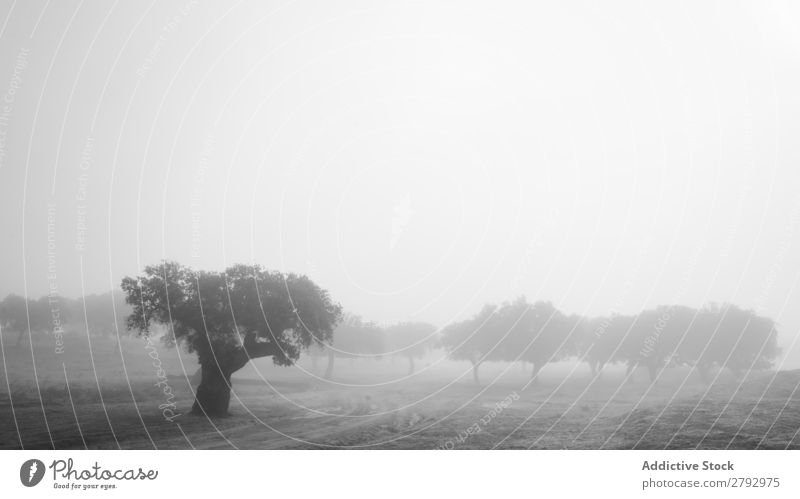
[121,261,342,417]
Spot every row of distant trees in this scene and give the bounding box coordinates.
[0,292,131,346]
[2,289,781,387]
[308,314,437,378]
[440,297,780,384]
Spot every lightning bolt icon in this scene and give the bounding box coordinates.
[28,462,37,483]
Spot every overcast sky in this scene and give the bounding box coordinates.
[1,0,800,366]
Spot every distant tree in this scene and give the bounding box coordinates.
[481,298,578,383]
[618,307,673,383]
[690,304,780,378]
[121,261,342,417]
[440,304,501,384]
[637,305,702,382]
[579,314,630,379]
[442,299,580,385]
[734,311,780,371]
[31,296,56,336]
[0,294,54,346]
[517,303,581,383]
[581,308,692,383]
[0,294,30,347]
[384,321,438,375]
[582,308,700,383]
[78,291,130,340]
[317,314,385,379]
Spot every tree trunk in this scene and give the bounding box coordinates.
[625,362,635,384]
[589,359,604,380]
[471,360,480,385]
[15,329,26,348]
[530,362,542,384]
[647,363,658,384]
[324,349,335,379]
[407,355,415,375]
[191,363,233,417]
[191,334,278,417]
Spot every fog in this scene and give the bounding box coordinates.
[3,1,800,356]
[1,1,800,449]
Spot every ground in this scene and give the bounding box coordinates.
[1,335,798,449]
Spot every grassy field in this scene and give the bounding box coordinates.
[1,334,799,449]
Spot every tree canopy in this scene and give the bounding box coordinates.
[442,297,780,384]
